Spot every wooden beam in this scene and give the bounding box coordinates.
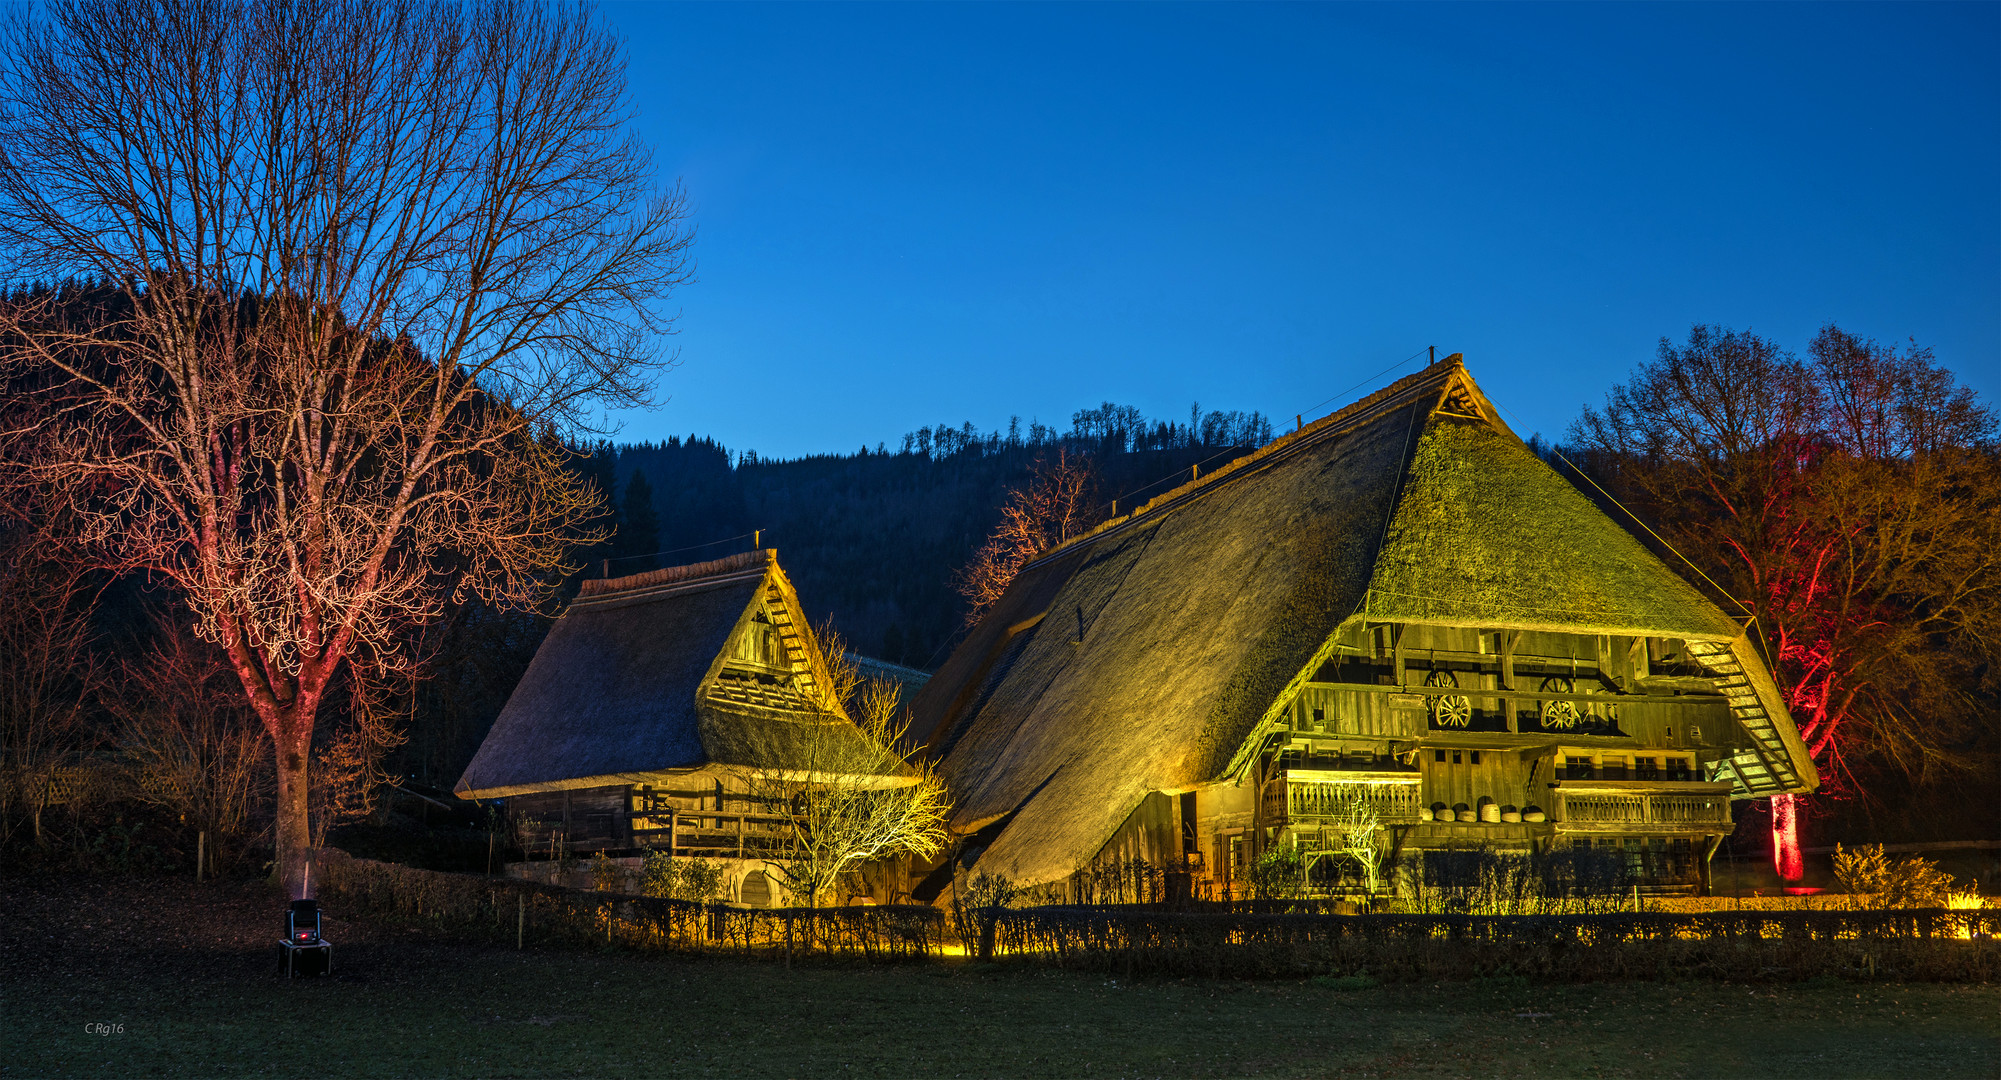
[1302,680,1726,707]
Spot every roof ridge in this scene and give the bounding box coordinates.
[1024,356,1468,568]
[578,549,774,597]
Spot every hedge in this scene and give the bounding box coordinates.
[982,906,2001,981]
[313,851,1998,981]
[313,850,943,962]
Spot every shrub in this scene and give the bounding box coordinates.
[952,871,1021,960]
[1248,847,1307,901]
[1074,855,1166,905]
[589,852,624,893]
[1834,844,1962,908]
[1397,848,1627,915]
[639,851,724,902]
[1833,843,1893,895]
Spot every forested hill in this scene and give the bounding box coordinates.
[587,404,1275,670]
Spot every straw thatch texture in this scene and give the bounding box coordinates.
[1363,414,1746,639]
[913,359,1809,888]
[918,378,1436,885]
[457,550,899,797]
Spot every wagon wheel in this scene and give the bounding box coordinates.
[1539,677,1580,730]
[1425,669,1473,728]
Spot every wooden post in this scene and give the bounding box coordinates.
[517,893,525,949]
[196,831,205,883]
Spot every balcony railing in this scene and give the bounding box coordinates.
[518,809,796,859]
[1262,771,1423,825]
[1552,783,1731,831]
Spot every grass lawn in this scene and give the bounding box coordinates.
[4,877,1996,1079]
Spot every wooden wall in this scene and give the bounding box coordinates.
[1419,747,1539,816]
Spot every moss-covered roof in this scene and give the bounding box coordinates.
[1364,413,1745,639]
[909,358,1809,887]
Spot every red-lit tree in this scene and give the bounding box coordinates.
[1571,325,2000,880]
[954,448,1103,626]
[0,0,691,894]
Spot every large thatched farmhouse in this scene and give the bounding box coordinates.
[908,357,1817,900]
[456,550,908,906]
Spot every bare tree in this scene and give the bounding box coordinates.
[307,679,407,852]
[1570,325,1999,879]
[0,533,100,846]
[1333,797,1384,897]
[0,0,692,893]
[108,622,270,873]
[954,448,1102,626]
[738,624,950,907]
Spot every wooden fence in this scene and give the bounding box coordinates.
[314,850,943,961]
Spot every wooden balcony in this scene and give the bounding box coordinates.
[1549,781,1732,834]
[631,810,796,859]
[1261,770,1424,826]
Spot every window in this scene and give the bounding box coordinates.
[1667,757,1693,782]
[1470,751,1482,765]
[1435,749,1446,763]
[1634,757,1660,781]
[1564,756,1593,781]
[1451,749,1463,765]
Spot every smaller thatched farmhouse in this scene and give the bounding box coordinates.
[908,356,1817,902]
[456,550,909,906]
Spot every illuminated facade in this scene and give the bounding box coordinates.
[455,550,907,906]
[908,357,1818,900]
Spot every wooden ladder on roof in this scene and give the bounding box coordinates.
[1684,640,1801,796]
[762,586,817,691]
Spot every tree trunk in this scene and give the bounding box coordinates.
[1770,793,1804,883]
[273,725,313,897]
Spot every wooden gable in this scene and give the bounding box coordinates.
[699,563,843,720]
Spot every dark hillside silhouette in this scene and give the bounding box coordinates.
[605,405,1273,668]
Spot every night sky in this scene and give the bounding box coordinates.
[601,2,1998,457]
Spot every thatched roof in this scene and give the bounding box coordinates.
[844,653,932,699]
[457,550,906,799]
[910,357,1815,887]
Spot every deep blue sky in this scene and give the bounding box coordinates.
[602,2,1999,458]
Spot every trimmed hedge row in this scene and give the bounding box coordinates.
[314,851,1998,981]
[984,906,2001,981]
[314,850,943,961]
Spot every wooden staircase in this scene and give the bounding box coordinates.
[1684,640,1802,796]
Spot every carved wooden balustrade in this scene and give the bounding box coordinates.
[1551,783,1732,832]
[1261,773,1423,826]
